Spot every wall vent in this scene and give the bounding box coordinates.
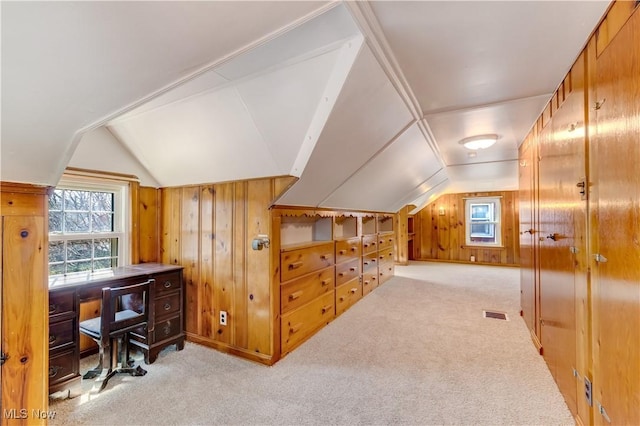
[483,310,508,320]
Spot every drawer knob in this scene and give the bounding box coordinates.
[289,261,303,270]
[163,324,172,336]
[364,280,370,286]
[320,254,332,261]
[350,247,357,251]
[289,290,303,300]
[49,304,57,314]
[49,334,56,344]
[339,296,346,302]
[364,261,369,266]
[349,267,356,272]
[49,366,60,378]
[289,323,303,334]
[338,272,345,277]
[339,250,346,255]
[321,280,331,286]
[321,305,332,314]
[164,303,172,311]
[379,255,384,259]
[163,281,172,288]
[350,288,357,294]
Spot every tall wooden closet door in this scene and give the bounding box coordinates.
[538,82,586,415]
[518,135,538,342]
[591,8,640,425]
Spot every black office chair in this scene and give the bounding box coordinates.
[79,279,155,392]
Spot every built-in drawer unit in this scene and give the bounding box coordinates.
[281,242,335,282]
[362,235,378,254]
[281,266,334,314]
[335,237,361,264]
[336,259,359,286]
[378,247,394,264]
[378,233,395,251]
[379,263,395,285]
[362,270,378,296]
[335,277,363,316]
[362,252,379,271]
[281,292,335,355]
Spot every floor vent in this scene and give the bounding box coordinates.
[483,310,508,320]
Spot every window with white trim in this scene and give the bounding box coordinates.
[48,176,129,276]
[465,197,502,247]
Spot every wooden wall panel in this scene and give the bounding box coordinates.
[137,187,160,263]
[591,8,640,424]
[0,183,49,426]
[413,191,519,266]
[160,177,284,364]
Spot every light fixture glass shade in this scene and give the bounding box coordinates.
[459,134,498,150]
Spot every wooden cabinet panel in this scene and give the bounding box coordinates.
[378,247,394,264]
[280,266,334,315]
[362,252,378,271]
[377,233,395,251]
[379,263,394,285]
[335,237,361,263]
[281,292,334,355]
[335,277,363,316]
[280,242,335,282]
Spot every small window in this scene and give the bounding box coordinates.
[465,197,502,247]
[48,176,129,276]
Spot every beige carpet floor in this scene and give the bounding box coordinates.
[49,261,573,425]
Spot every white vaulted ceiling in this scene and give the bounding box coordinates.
[1,1,611,212]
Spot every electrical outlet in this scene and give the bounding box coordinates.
[219,310,227,326]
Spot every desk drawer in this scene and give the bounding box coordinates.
[281,292,334,354]
[49,290,75,317]
[280,242,335,282]
[379,263,394,285]
[335,238,361,263]
[153,315,181,343]
[336,259,359,286]
[49,318,75,351]
[49,349,78,386]
[281,266,334,315]
[154,271,182,295]
[155,292,181,317]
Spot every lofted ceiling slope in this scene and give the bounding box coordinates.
[1,1,611,213]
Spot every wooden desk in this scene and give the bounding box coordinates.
[48,263,184,395]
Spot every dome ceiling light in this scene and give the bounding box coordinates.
[459,134,498,150]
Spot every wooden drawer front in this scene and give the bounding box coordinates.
[336,259,359,286]
[154,271,182,295]
[281,266,334,315]
[362,271,378,296]
[378,234,395,251]
[362,235,378,254]
[281,242,335,282]
[362,252,378,271]
[49,318,75,351]
[153,315,181,343]
[335,277,363,316]
[281,292,334,354]
[335,238,361,264]
[155,292,181,318]
[378,247,394,264]
[49,290,75,317]
[379,263,395,285]
[49,349,78,386]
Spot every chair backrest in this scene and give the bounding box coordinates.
[100,279,155,342]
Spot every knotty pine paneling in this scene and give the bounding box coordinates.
[0,183,49,426]
[160,177,288,364]
[413,191,519,265]
[137,186,160,263]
